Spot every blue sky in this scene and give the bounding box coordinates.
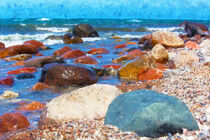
[0,0,210,19]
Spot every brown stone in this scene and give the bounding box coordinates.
[4,54,32,61]
[185,41,200,49]
[138,68,164,81]
[102,64,122,70]
[24,40,44,49]
[114,44,127,49]
[62,49,86,59]
[7,67,36,75]
[12,61,25,66]
[0,42,5,50]
[127,49,147,57]
[74,56,98,65]
[17,101,45,111]
[87,48,109,55]
[32,82,50,91]
[53,46,72,56]
[151,44,169,63]
[0,76,14,86]
[112,55,135,64]
[73,24,99,37]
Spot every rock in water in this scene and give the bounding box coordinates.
[16,73,35,79]
[73,24,99,37]
[105,89,199,138]
[39,84,121,126]
[39,63,98,87]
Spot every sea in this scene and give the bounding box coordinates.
[0,18,209,129]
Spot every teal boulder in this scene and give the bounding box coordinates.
[105,89,199,138]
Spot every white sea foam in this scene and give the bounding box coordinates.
[82,37,105,42]
[127,19,142,23]
[37,18,50,21]
[147,27,184,32]
[115,34,143,38]
[36,27,69,33]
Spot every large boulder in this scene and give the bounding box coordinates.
[63,33,83,44]
[39,63,98,87]
[152,31,184,47]
[105,89,199,138]
[73,24,99,37]
[151,44,169,63]
[39,84,122,126]
[24,55,65,67]
[0,42,5,50]
[0,44,38,59]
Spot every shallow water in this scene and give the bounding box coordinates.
[0,18,209,128]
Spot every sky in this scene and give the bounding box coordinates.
[0,0,209,20]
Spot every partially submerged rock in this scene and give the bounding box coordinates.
[73,24,99,37]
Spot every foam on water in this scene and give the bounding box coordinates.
[37,18,50,21]
[36,27,69,33]
[82,37,106,42]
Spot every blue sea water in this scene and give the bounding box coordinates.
[0,18,209,128]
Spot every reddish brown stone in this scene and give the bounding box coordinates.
[62,49,86,59]
[114,44,127,49]
[12,61,25,66]
[0,113,30,134]
[35,53,43,56]
[185,41,200,49]
[87,48,109,55]
[102,64,122,70]
[138,68,163,81]
[0,42,5,50]
[0,44,38,59]
[127,49,147,57]
[32,82,50,91]
[7,67,36,75]
[17,101,45,111]
[112,55,135,64]
[24,40,44,49]
[74,56,98,65]
[53,46,72,56]
[0,76,14,86]
[125,42,137,45]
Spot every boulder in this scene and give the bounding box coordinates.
[0,44,38,59]
[105,89,199,138]
[173,50,199,67]
[53,46,72,56]
[24,55,65,67]
[0,42,5,50]
[7,67,37,75]
[4,54,32,61]
[87,48,109,55]
[152,31,184,47]
[63,33,83,44]
[74,56,98,65]
[39,63,98,87]
[24,40,44,49]
[73,24,99,37]
[39,84,121,126]
[62,49,86,59]
[151,44,169,63]
[0,113,30,134]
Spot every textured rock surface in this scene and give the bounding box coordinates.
[74,56,98,65]
[151,44,169,63]
[39,63,98,87]
[152,31,184,47]
[73,24,99,37]
[39,84,121,126]
[53,46,71,56]
[87,48,109,55]
[105,89,199,138]
[62,49,86,59]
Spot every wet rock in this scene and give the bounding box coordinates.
[16,73,35,79]
[185,41,200,49]
[87,48,109,55]
[45,35,63,40]
[0,42,5,50]
[7,67,37,75]
[138,68,164,81]
[0,113,30,134]
[180,21,208,37]
[127,49,147,57]
[24,40,44,49]
[118,55,156,81]
[1,90,19,99]
[32,82,50,91]
[17,101,45,111]
[125,41,138,45]
[0,76,14,86]
[112,55,135,64]
[114,44,127,49]
[63,33,83,44]
[62,49,86,59]
[105,89,199,138]
[39,63,98,87]
[0,44,38,59]
[53,46,72,56]
[138,34,153,50]
[152,31,184,47]
[151,44,169,63]
[102,64,122,70]
[24,55,65,67]
[174,50,199,67]
[39,84,121,126]
[35,53,43,56]
[74,56,98,65]
[12,61,25,66]
[112,36,122,39]
[91,67,118,77]
[73,24,99,37]
[4,54,32,61]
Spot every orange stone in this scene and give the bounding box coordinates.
[185,41,200,49]
[87,48,109,55]
[127,49,147,57]
[12,61,25,66]
[0,113,30,134]
[125,42,137,45]
[102,64,122,70]
[74,56,98,65]
[138,68,164,81]
[24,40,44,49]
[32,82,50,91]
[0,42,5,50]
[114,44,127,49]
[53,46,72,56]
[35,53,43,56]
[62,49,86,59]
[17,101,45,111]
[7,67,36,75]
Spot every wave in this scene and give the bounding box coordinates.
[36,27,69,33]
[37,18,50,21]
[127,19,143,23]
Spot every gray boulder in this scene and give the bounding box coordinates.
[73,24,99,37]
[105,89,199,138]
